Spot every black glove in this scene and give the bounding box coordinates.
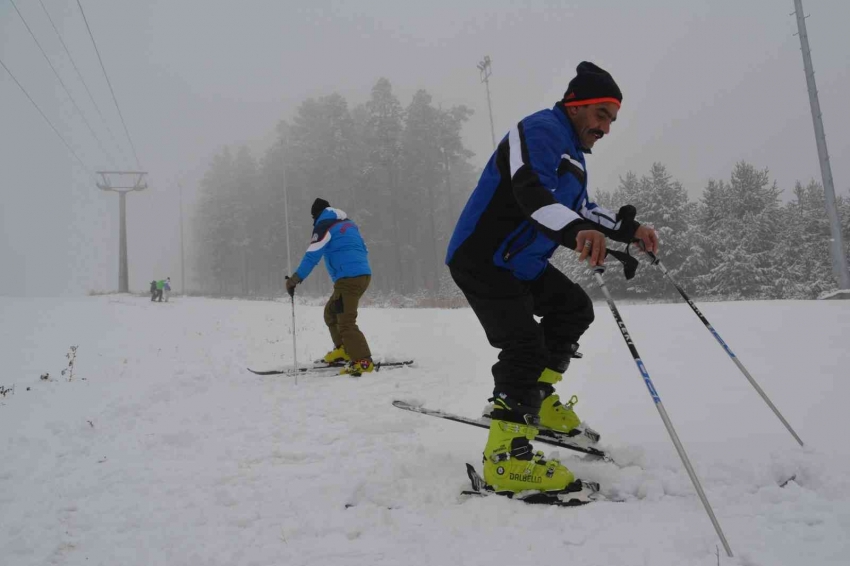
[285,274,301,297]
[612,204,640,243]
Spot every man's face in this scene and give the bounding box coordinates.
[567,102,619,150]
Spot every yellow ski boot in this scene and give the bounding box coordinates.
[340,358,374,376]
[537,368,600,445]
[322,345,350,364]
[482,418,575,493]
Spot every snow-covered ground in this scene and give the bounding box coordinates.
[1,294,848,566]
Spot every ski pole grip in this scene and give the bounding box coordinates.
[617,204,637,223]
[632,238,659,264]
[605,248,639,280]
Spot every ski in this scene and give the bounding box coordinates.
[392,400,611,461]
[248,360,414,376]
[247,364,338,376]
[460,464,607,506]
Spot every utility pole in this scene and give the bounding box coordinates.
[792,0,850,290]
[178,181,186,295]
[96,171,147,293]
[477,55,497,150]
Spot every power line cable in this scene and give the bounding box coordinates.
[0,55,93,176]
[9,0,118,167]
[37,0,129,165]
[75,0,141,169]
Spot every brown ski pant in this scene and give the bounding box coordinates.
[324,275,372,360]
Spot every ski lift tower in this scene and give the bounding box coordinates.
[96,171,148,293]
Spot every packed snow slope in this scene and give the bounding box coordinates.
[1,295,848,566]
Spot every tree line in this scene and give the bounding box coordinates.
[192,79,850,303]
[554,162,850,301]
[192,78,477,302]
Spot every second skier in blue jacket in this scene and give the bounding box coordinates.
[286,198,374,376]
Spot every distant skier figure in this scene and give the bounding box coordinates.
[446,62,659,496]
[163,277,172,302]
[150,280,158,302]
[285,198,375,376]
[153,279,166,302]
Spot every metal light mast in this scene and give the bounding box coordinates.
[477,55,497,150]
[792,0,850,290]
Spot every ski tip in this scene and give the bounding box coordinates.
[465,463,486,493]
[392,399,424,410]
[247,367,285,375]
[374,360,415,371]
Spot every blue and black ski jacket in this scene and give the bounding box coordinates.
[295,208,371,283]
[446,102,639,280]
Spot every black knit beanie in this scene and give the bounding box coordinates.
[563,62,622,108]
[311,198,330,220]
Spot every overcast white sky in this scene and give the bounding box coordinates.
[1,0,848,296]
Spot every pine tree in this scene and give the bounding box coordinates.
[697,162,781,299]
[777,181,837,297]
[401,90,476,295]
[601,164,695,299]
[231,147,259,295]
[364,78,406,294]
[194,148,234,294]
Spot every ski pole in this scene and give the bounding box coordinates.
[285,277,299,385]
[637,245,804,447]
[594,253,734,557]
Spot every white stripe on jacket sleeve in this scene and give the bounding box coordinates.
[306,231,331,252]
[531,203,582,231]
[580,203,621,231]
[509,126,524,177]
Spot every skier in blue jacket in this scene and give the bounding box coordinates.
[447,62,659,497]
[286,198,374,376]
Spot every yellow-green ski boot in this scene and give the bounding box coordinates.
[321,345,350,364]
[339,358,374,376]
[537,368,601,445]
[482,418,575,493]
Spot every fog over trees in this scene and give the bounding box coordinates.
[192,80,850,303]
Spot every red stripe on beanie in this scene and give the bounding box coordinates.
[564,97,621,109]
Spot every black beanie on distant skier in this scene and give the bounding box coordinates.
[563,61,622,108]
[311,198,330,220]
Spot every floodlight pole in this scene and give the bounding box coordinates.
[792,0,850,289]
[178,181,186,295]
[477,55,496,150]
[96,171,148,293]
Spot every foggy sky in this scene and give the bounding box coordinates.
[1,0,848,296]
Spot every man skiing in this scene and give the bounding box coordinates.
[285,198,375,376]
[446,62,659,496]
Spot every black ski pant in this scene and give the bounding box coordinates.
[449,261,594,402]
